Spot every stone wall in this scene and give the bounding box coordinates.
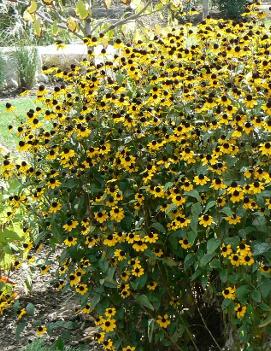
[0,44,89,91]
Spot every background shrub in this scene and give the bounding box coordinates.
[13,46,39,90]
[0,54,5,89]
[213,0,248,19]
[3,3,271,351]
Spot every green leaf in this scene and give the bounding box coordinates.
[136,294,154,311]
[54,338,65,350]
[199,253,214,267]
[151,222,166,233]
[91,294,101,309]
[148,319,155,342]
[106,267,115,280]
[204,201,216,213]
[164,182,173,191]
[258,303,271,312]
[75,0,90,20]
[23,274,32,294]
[219,269,228,283]
[221,207,233,216]
[252,242,271,256]
[252,215,266,227]
[165,203,177,214]
[33,18,42,37]
[185,190,201,202]
[260,279,271,298]
[162,257,178,267]
[16,321,27,340]
[221,299,233,310]
[0,228,20,244]
[184,253,195,270]
[191,202,202,217]
[187,231,198,245]
[131,274,148,290]
[207,238,221,254]
[209,259,221,269]
[259,314,271,328]
[236,285,250,300]
[26,302,35,315]
[251,289,261,303]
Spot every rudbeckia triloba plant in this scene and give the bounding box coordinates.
[2,2,271,350]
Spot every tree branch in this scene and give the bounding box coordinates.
[36,10,84,40]
[101,0,151,34]
[197,306,223,351]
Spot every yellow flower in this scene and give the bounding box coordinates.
[40,264,51,275]
[154,248,164,257]
[17,308,27,320]
[82,303,92,314]
[119,283,131,298]
[199,214,214,227]
[76,283,88,295]
[156,314,170,328]
[221,244,232,258]
[114,249,126,261]
[131,265,144,277]
[94,210,108,223]
[210,178,227,190]
[22,240,33,252]
[225,214,241,225]
[5,102,16,112]
[105,307,116,318]
[122,347,136,351]
[179,238,192,250]
[234,304,247,319]
[69,273,81,287]
[222,286,236,300]
[110,207,125,222]
[144,232,158,243]
[36,325,47,336]
[194,174,210,185]
[259,142,271,156]
[230,253,241,266]
[132,239,148,252]
[103,234,117,247]
[101,318,116,332]
[241,253,254,266]
[49,201,62,213]
[48,178,61,189]
[230,190,244,203]
[147,281,158,291]
[259,264,271,274]
[64,236,78,247]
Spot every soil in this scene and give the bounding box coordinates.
[0,247,100,351]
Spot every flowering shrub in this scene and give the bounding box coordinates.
[0,146,28,315]
[3,3,271,350]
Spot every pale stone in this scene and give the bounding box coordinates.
[0,44,117,90]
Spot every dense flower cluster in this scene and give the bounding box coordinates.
[1,3,271,349]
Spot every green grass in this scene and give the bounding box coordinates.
[0,96,35,149]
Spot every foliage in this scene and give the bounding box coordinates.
[21,0,182,41]
[213,0,248,19]
[0,0,55,46]
[0,54,5,89]
[13,46,39,90]
[3,2,271,350]
[22,338,88,351]
[0,97,35,148]
[0,147,28,316]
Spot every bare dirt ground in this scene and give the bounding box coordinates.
[0,248,99,351]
